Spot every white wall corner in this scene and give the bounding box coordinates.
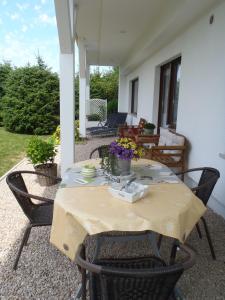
[118,68,127,113]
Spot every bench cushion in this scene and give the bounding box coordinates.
[158,128,185,162]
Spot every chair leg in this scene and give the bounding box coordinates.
[157,234,163,250]
[196,223,202,239]
[170,240,179,265]
[13,224,32,270]
[24,227,32,246]
[201,217,216,260]
[81,268,87,300]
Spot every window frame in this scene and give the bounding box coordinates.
[157,57,181,131]
[130,77,139,115]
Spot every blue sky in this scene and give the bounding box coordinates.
[0,0,74,72]
[0,0,112,73]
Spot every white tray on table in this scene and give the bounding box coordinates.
[108,182,149,203]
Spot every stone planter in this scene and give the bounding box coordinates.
[34,163,58,186]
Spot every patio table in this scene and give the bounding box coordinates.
[50,159,206,261]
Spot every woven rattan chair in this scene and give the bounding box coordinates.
[175,167,220,260]
[6,170,61,270]
[89,145,109,159]
[76,240,195,300]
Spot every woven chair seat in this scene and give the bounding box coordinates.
[31,204,53,225]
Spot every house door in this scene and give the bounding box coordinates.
[158,57,181,131]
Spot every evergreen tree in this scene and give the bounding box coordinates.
[1,57,59,134]
[0,61,12,125]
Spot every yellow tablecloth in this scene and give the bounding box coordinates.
[50,159,206,261]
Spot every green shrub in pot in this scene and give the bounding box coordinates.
[143,122,156,135]
[26,136,58,186]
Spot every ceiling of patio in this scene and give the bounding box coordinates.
[75,0,222,73]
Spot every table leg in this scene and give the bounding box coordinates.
[170,239,180,265]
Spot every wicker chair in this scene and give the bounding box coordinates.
[176,167,220,259]
[89,145,109,159]
[6,170,61,270]
[76,240,195,300]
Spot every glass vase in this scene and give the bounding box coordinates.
[111,157,131,176]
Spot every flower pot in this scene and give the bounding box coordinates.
[111,157,131,176]
[143,128,154,135]
[34,163,58,186]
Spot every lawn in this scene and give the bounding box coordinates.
[0,127,49,177]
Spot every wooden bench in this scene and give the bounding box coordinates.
[135,128,187,174]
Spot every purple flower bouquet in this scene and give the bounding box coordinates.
[109,138,143,160]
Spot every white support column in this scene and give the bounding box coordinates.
[118,67,127,112]
[79,42,87,137]
[86,65,90,116]
[55,0,76,175]
[60,52,75,174]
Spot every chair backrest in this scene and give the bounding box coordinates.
[6,172,35,221]
[196,168,220,205]
[105,113,127,128]
[138,118,147,129]
[89,145,109,159]
[76,244,195,300]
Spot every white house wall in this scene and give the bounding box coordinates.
[119,1,225,217]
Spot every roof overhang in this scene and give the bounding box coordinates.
[55,0,222,73]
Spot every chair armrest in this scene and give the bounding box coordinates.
[8,184,55,204]
[7,170,61,204]
[16,170,62,183]
[175,168,206,176]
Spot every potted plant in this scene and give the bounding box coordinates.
[109,138,144,176]
[26,136,58,186]
[143,122,156,135]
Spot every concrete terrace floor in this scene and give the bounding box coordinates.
[0,137,225,299]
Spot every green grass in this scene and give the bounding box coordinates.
[0,127,49,177]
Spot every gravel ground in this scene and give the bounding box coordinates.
[0,137,225,300]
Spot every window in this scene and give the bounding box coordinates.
[131,78,139,114]
[158,57,181,130]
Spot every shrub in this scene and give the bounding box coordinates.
[52,120,83,145]
[0,61,12,126]
[107,99,118,114]
[1,57,59,135]
[75,120,82,142]
[52,125,60,145]
[26,136,57,165]
[87,114,100,121]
